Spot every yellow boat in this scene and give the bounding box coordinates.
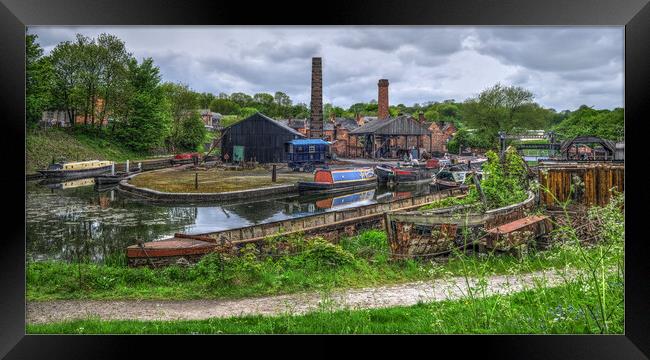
[38,160,114,179]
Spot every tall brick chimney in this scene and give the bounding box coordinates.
[310,57,323,138]
[378,79,389,120]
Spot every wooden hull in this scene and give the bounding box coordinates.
[38,165,113,179]
[431,178,467,191]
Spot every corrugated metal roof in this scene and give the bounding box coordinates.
[349,115,430,135]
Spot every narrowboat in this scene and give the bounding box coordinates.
[298,168,376,194]
[94,167,142,185]
[375,159,440,185]
[38,160,114,179]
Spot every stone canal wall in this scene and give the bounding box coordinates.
[118,176,298,203]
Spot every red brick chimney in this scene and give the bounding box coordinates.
[378,79,389,120]
[310,57,323,138]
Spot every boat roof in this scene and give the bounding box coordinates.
[288,139,331,146]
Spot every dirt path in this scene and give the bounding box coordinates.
[27,269,578,324]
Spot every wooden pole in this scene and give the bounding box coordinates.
[272,164,277,182]
[195,173,198,190]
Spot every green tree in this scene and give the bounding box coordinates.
[273,91,292,107]
[26,32,54,127]
[209,98,240,115]
[197,92,215,109]
[239,107,259,119]
[553,106,623,141]
[115,58,171,152]
[230,92,253,106]
[462,83,548,148]
[161,82,199,150]
[177,111,207,151]
[423,109,439,122]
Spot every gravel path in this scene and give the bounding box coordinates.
[27,269,577,324]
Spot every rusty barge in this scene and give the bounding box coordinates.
[127,187,467,267]
[384,191,552,258]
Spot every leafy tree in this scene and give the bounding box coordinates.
[239,107,259,119]
[230,92,253,106]
[26,32,54,127]
[274,91,292,107]
[176,111,207,151]
[197,92,215,109]
[115,58,171,152]
[160,82,199,150]
[253,93,274,106]
[423,109,439,122]
[553,106,623,141]
[49,38,84,126]
[462,83,549,148]
[209,98,240,115]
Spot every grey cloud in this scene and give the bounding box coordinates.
[28,26,623,110]
[473,27,623,72]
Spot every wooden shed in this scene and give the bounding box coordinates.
[348,115,432,158]
[220,112,305,163]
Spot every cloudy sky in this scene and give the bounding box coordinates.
[29,26,624,111]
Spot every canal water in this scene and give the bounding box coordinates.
[26,178,434,263]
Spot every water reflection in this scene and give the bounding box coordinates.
[26,177,434,263]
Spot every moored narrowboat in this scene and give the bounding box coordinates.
[38,160,114,179]
[375,159,440,185]
[298,168,376,194]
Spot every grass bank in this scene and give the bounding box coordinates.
[26,127,160,174]
[128,167,312,193]
[28,207,623,302]
[27,273,623,334]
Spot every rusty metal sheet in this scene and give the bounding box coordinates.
[486,215,549,235]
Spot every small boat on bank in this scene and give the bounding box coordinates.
[94,167,142,185]
[298,168,377,194]
[430,168,474,191]
[375,159,440,185]
[38,160,114,179]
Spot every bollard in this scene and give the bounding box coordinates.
[272,164,277,182]
[126,159,130,173]
[138,162,142,171]
[195,173,198,190]
[111,163,115,175]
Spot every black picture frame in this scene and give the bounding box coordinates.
[2,0,648,357]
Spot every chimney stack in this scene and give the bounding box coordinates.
[310,57,323,138]
[378,79,389,120]
[355,113,364,126]
[418,111,426,124]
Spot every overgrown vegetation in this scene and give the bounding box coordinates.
[420,148,529,211]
